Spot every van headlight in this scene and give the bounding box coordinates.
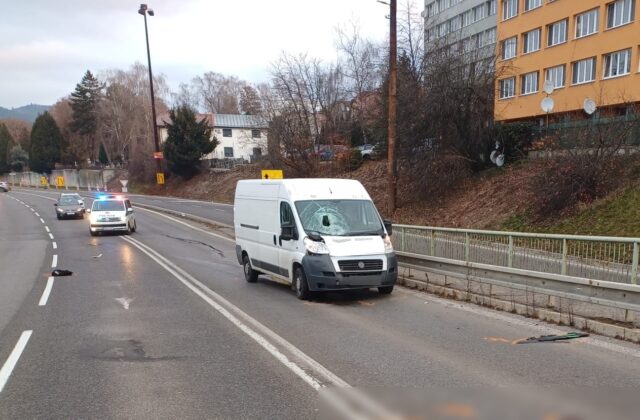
[304,237,330,255]
[383,235,394,253]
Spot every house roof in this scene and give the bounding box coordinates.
[157,113,269,129]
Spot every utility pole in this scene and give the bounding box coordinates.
[138,3,164,185]
[387,0,397,214]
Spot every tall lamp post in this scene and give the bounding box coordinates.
[378,0,397,214]
[138,3,164,184]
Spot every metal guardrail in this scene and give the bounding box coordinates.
[393,225,639,285]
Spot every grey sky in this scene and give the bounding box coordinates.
[0,0,389,108]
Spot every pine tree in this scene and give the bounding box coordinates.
[70,70,103,160]
[0,124,13,173]
[164,106,217,178]
[98,143,109,165]
[9,145,28,172]
[240,85,262,115]
[29,112,66,173]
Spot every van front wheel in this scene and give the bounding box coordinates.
[293,267,311,300]
[378,285,394,294]
[243,255,258,283]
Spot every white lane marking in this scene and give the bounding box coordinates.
[51,254,58,268]
[11,191,56,201]
[0,330,33,393]
[136,207,233,243]
[52,242,57,249]
[31,209,35,213]
[120,236,394,418]
[115,297,133,310]
[38,277,55,306]
[45,226,50,233]
[39,218,45,224]
[35,212,40,216]
[48,233,54,240]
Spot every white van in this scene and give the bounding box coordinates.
[234,179,397,299]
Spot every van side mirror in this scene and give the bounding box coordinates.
[280,224,298,241]
[383,220,393,236]
[53,203,58,207]
[126,208,134,214]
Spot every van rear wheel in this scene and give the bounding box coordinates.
[293,267,312,300]
[243,255,258,283]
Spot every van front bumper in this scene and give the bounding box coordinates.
[301,253,397,291]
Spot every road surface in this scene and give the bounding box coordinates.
[1,188,639,419]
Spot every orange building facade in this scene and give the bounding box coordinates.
[495,0,640,122]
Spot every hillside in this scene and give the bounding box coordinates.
[123,157,640,237]
[0,104,50,122]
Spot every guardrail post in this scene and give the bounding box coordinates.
[631,242,639,285]
[400,226,406,253]
[508,235,514,268]
[464,233,470,262]
[430,230,435,256]
[561,238,568,276]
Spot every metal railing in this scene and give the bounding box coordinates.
[393,225,639,285]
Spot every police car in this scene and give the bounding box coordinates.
[87,195,137,236]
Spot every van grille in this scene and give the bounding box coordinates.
[338,259,383,272]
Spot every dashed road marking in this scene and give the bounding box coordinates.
[52,242,57,249]
[39,218,45,224]
[0,330,33,393]
[45,226,50,233]
[38,277,54,306]
[51,254,57,268]
[48,233,54,240]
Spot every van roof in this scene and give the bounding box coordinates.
[236,178,371,201]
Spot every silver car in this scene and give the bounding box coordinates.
[55,195,85,219]
[0,181,10,192]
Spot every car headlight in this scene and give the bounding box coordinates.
[77,208,83,212]
[56,207,63,213]
[383,235,394,253]
[304,237,330,255]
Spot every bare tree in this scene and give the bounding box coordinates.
[192,72,246,114]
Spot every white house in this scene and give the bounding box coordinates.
[158,113,269,162]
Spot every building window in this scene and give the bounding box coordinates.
[572,57,597,84]
[603,49,632,78]
[523,28,541,53]
[547,19,568,46]
[545,65,566,88]
[222,128,232,137]
[474,4,487,21]
[252,147,262,156]
[524,0,542,11]
[503,0,518,20]
[499,77,516,99]
[576,9,599,38]
[251,129,261,138]
[521,71,539,95]
[224,147,234,157]
[502,36,517,59]
[607,0,635,29]
[485,28,497,45]
[489,0,497,16]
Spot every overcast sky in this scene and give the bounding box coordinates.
[0,0,389,108]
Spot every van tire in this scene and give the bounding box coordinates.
[243,255,258,283]
[378,285,394,294]
[293,267,311,300]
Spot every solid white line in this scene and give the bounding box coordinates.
[48,233,54,240]
[39,218,45,224]
[137,207,234,243]
[52,242,57,249]
[0,330,33,393]
[45,226,50,233]
[51,254,57,268]
[38,277,54,306]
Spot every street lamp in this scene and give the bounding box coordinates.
[138,3,164,185]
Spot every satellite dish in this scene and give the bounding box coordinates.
[496,154,505,167]
[540,97,555,113]
[583,98,597,115]
[543,80,555,95]
[490,150,498,164]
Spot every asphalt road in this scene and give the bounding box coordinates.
[1,188,640,419]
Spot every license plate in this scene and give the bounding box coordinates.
[67,212,76,215]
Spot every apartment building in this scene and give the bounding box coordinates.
[424,0,498,63]
[495,0,640,122]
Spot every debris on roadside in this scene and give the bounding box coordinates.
[52,269,73,276]
[516,332,589,344]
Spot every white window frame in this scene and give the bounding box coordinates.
[606,0,635,29]
[547,19,568,46]
[499,77,516,99]
[524,0,542,12]
[603,49,632,78]
[523,28,541,54]
[521,71,539,95]
[572,57,597,85]
[502,36,517,59]
[545,65,565,89]
[575,9,600,38]
[503,0,518,20]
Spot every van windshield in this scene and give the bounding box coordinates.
[92,200,125,212]
[295,200,384,236]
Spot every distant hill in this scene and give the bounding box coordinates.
[0,104,51,123]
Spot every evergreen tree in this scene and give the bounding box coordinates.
[98,143,109,165]
[164,105,216,178]
[9,145,28,172]
[240,85,262,115]
[70,70,103,160]
[29,112,66,173]
[0,124,13,173]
